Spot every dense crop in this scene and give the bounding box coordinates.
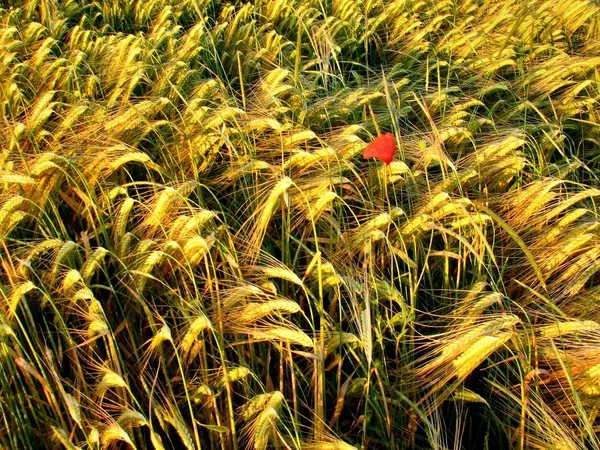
[1,0,600,449]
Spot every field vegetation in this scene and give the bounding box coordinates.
[1,0,600,449]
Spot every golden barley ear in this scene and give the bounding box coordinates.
[413,300,521,413]
[154,404,196,450]
[240,176,294,263]
[240,391,284,450]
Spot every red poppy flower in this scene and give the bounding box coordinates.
[363,133,397,165]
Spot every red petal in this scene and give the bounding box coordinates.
[363,133,397,165]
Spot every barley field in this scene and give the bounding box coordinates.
[1,0,600,449]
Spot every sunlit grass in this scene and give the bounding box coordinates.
[1,0,600,449]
